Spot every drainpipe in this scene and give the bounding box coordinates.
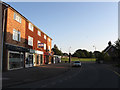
[1,7,7,71]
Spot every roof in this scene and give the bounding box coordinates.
[103,45,116,54]
[1,1,52,40]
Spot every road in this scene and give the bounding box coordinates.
[9,62,120,88]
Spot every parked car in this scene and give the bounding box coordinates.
[72,61,81,67]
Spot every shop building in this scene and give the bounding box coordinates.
[1,2,52,71]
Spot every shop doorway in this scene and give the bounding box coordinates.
[40,55,43,65]
[25,53,33,67]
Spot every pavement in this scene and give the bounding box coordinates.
[2,63,71,88]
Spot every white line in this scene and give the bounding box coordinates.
[113,71,120,77]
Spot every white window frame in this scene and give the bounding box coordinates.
[38,40,41,48]
[44,43,46,50]
[14,13,21,23]
[44,35,46,40]
[48,46,50,51]
[38,30,41,36]
[28,36,33,46]
[28,23,33,32]
[48,38,50,42]
[13,29,21,41]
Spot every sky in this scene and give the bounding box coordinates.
[7,2,118,54]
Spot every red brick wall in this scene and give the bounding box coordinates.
[6,7,52,53]
[6,8,26,47]
[25,21,47,52]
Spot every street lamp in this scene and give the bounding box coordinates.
[93,45,96,51]
[69,46,71,53]
[69,46,71,63]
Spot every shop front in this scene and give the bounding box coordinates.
[8,51,24,70]
[25,53,34,68]
[5,44,29,70]
[44,52,52,64]
[25,49,35,67]
[35,50,44,66]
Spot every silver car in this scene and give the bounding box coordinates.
[72,61,81,67]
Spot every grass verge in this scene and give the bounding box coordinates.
[61,57,96,62]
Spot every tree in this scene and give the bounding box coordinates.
[63,53,69,56]
[72,49,94,58]
[115,39,120,62]
[89,51,94,58]
[52,44,62,55]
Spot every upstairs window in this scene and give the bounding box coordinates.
[13,29,21,41]
[48,46,50,51]
[28,23,33,31]
[38,40,41,48]
[48,38,50,42]
[28,36,33,46]
[44,43,46,50]
[38,30,41,36]
[44,35,46,40]
[14,13,21,23]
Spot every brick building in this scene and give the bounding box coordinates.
[1,2,52,71]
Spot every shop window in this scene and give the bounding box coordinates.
[14,13,21,23]
[25,54,33,67]
[28,23,33,31]
[13,29,21,41]
[28,36,33,46]
[9,52,24,70]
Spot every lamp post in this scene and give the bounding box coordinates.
[93,45,96,51]
[69,46,71,63]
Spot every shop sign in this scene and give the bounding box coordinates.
[30,49,35,53]
[38,43,44,48]
[6,44,29,52]
[35,50,43,54]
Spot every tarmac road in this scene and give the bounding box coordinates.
[9,62,120,88]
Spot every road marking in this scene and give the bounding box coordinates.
[107,68,120,77]
[113,71,120,77]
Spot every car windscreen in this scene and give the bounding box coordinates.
[74,61,80,63]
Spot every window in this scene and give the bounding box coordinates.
[44,35,46,40]
[38,40,41,48]
[49,46,50,51]
[9,51,24,70]
[13,29,21,41]
[29,23,33,31]
[48,38,50,42]
[28,36,33,46]
[14,13,21,23]
[44,43,46,50]
[38,30,41,36]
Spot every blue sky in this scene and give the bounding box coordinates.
[8,2,118,54]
